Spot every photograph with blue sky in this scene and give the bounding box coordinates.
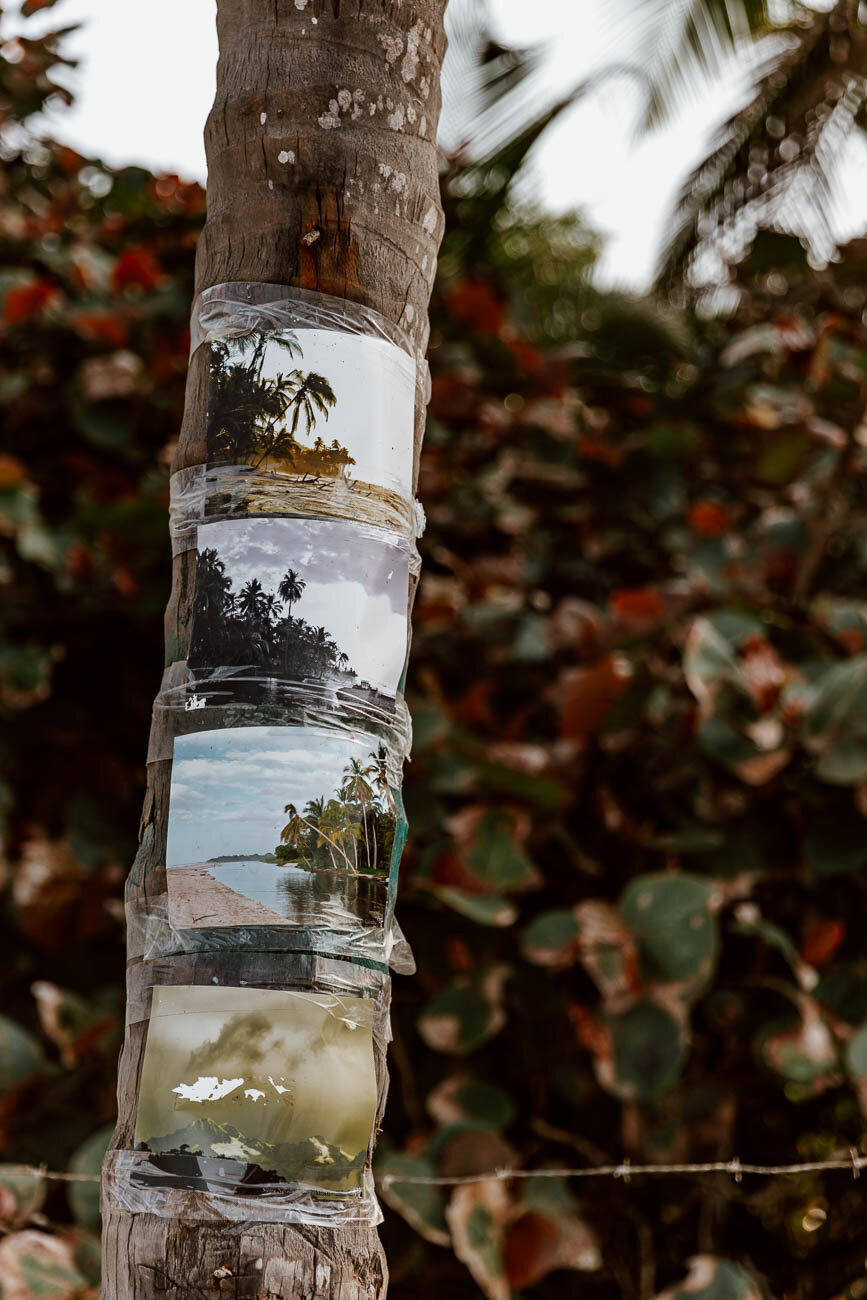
[166,725,385,866]
[164,725,394,931]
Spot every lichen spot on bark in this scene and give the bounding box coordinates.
[378,32,403,63]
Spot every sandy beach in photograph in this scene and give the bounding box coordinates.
[166,864,287,928]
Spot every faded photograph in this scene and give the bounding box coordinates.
[187,517,409,715]
[165,725,397,932]
[135,984,378,1191]
[206,326,415,521]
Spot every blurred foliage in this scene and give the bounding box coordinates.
[2,5,867,1300]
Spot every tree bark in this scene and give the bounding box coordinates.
[100,1,447,1295]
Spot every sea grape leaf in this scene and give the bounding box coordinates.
[0,1230,87,1300]
[430,887,518,927]
[0,1167,45,1228]
[0,1016,44,1096]
[602,999,688,1101]
[521,908,581,968]
[427,1075,517,1130]
[655,1255,764,1300]
[378,1151,450,1247]
[419,967,510,1055]
[67,1125,114,1231]
[446,1179,510,1300]
[505,1177,601,1287]
[620,873,720,990]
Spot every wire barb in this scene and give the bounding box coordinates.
[17,1150,867,1191]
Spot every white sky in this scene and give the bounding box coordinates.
[20,0,867,287]
[196,516,408,691]
[254,329,415,493]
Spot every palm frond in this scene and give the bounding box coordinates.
[636,0,783,129]
[655,2,867,288]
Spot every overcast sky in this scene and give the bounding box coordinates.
[197,517,408,690]
[19,0,867,286]
[166,724,378,864]
[16,0,753,287]
[137,984,377,1160]
[252,328,415,493]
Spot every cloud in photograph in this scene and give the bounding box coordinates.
[165,725,381,866]
[135,984,378,1180]
[196,517,408,691]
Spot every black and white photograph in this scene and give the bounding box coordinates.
[134,984,377,1191]
[187,517,409,714]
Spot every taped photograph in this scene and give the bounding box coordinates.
[206,326,415,524]
[187,516,409,715]
[134,985,377,1192]
[165,725,398,933]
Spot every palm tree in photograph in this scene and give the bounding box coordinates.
[367,744,396,816]
[208,343,336,466]
[279,802,307,861]
[277,567,305,617]
[309,625,338,678]
[237,578,268,625]
[341,757,375,870]
[283,370,337,436]
[228,324,303,382]
[321,797,362,873]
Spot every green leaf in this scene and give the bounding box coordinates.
[378,1151,450,1246]
[0,1017,44,1095]
[845,1022,867,1081]
[655,1255,764,1300]
[620,873,719,987]
[427,1075,517,1130]
[0,1166,45,1226]
[0,1230,87,1299]
[521,909,581,967]
[430,887,518,927]
[605,999,688,1100]
[67,1125,113,1230]
[419,967,509,1055]
[462,810,539,893]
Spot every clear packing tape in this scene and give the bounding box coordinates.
[109,286,424,1227]
[102,954,389,1226]
[174,282,428,542]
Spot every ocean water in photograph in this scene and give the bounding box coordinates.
[164,725,399,934]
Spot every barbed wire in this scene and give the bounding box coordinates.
[378,1152,866,1189]
[11,1149,865,1193]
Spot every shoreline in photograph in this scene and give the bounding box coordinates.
[166,859,387,932]
[166,864,287,928]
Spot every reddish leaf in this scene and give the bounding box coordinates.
[688,501,734,536]
[559,656,633,739]
[3,280,58,324]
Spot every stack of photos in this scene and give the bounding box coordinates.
[186,516,409,718]
[165,725,398,938]
[134,985,377,1194]
[205,325,415,526]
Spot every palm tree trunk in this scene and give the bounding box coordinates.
[100,0,446,1296]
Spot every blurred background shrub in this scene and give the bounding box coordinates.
[2,1,867,1296]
